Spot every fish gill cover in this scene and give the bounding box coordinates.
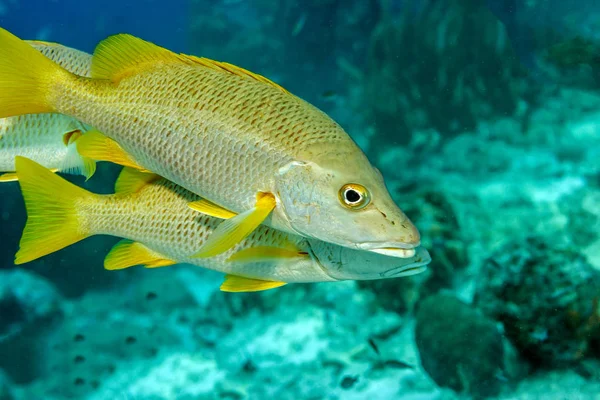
[0,0,599,399]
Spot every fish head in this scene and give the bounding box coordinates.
[275,158,421,258]
[307,238,431,281]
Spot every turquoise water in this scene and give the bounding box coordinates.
[1,1,599,399]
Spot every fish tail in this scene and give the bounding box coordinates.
[0,28,73,118]
[14,156,96,264]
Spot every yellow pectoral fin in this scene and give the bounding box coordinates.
[104,239,176,270]
[76,129,146,171]
[114,167,160,195]
[227,246,309,264]
[220,274,287,293]
[188,199,237,219]
[192,193,277,258]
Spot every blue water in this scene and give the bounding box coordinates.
[1,1,599,399]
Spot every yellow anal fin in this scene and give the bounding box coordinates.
[188,198,237,219]
[14,157,93,264]
[228,246,309,264]
[220,274,287,293]
[0,172,18,182]
[61,129,97,180]
[115,167,160,195]
[0,168,60,183]
[104,239,176,270]
[92,34,182,82]
[192,192,277,258]
[76,129,147,171]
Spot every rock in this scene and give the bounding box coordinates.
[474,236,600,367]
[415,293,522,398]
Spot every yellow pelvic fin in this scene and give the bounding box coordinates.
[92,34,182,82]
[227,246,309,264]
[181,54,290,94]
[115,167,159,195]
[192,192,277,258]
[104,239,176,270]
[76,129,146,171]
[220,274,287,293]
[61,129,97,180]
[0,27,71,118]
[188,199,237,219]
[14,157,94,265]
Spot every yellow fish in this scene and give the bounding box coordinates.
[14,157,431,292]
[0,40,95,182]
[0,28,420,259]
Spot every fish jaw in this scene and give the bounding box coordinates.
[358,240,421,259]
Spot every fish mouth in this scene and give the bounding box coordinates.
[380,247,431,278]
[359,241,421,259]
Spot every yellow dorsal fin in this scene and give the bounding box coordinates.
[220,274,286,292]
[92,34,182,82]
[188,199,237,219]
[181,54,290,94]
[104,239,176,270]
[192,192,277,258]
[76,129,147,171]
[14,157,94,264]
[115,167,159,195]
[227,246,309,264]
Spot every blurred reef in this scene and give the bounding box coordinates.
[1,0,600,399]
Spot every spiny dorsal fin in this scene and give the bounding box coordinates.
[115,167,159,195]
[104,239,176,270]
[220,274,286,292]
[92,34,182,82]
[180,54,290,94]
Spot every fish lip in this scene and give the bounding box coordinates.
[380,247,432,278]
[358,241,421,258]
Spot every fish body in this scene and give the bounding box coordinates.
[14,157,430,290]
[0,29,421,259]
[0,41,94,181]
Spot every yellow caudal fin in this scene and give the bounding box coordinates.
[220,274,287,292]
[192,192,277,258]
[76,129,147,171]
[0,28,71,118]
[104,239,176,270]
[14,156,95,264]
[60,129,97,180]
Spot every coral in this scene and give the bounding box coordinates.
[0,269,63,384]
[361,0,539,147]
[474,236,600,367]
[415,293,524,398]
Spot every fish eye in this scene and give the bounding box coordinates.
[339,183,370,210]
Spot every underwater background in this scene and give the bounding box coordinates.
[1,0,600,398]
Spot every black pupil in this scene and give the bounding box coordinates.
[345,189,361,203]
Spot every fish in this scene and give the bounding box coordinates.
[0,28,421,260]
[13,156,431,292]
[0,40,95,182]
